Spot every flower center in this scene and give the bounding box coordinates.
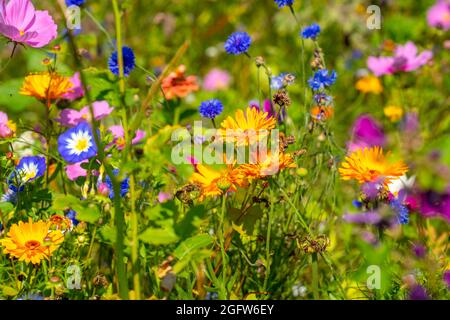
[24,170,37,182]
[75,138,89,152]
[25,240,41,250]
[19,30,25,36]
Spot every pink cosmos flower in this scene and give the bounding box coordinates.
[0,0,57,48]
[62,72,84,101]
[0,111,15,138]
[56,101,114,127]
[427,0,450,31]
[158,192,172,203]
[203,68,231,91]
[367,42,433,76]
[108,125,146,150]
[347,115,385,152]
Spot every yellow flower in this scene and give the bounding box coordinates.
[339,146,408,186]
[239,151,296,181]
[20,72,73,104]
[355,75,383,94]
[219,107,276,146]
[0,219,64,265]
[384,106,404,122]
[190,164,247,200]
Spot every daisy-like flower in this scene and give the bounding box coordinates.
[20,72,73,104]
[355,75,383,94]
[58,122,97,163]
[9,156,46,188]
[0,0,57,48]
[339,146,408,187]
[239,151,296,180]
[219,107,276,146]
[108,46,136,77]
[190,164,247,201]
[0,218,64,265]
[161,65,199,100]
[0,111,16,138]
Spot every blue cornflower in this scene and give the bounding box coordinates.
[224,32,252,55]
[390,199,409,225]
[65,0,85,6]
[108,46,136,77]
[199,99,224,119]
[308,69,337,91]
[301,23,321,39]
[313,93,333,105]
[102,169,129,199]
[352,200,363,209]
[274,0,294,8]
[66,210,80,227]
[58,122,98,163]
[8,156,46,191]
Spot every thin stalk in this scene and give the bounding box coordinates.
[219,194,228,298]
[263,190,274,292]
[312,253,320,299]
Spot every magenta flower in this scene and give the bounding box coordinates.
[203,68,232,91]
[108,125,146,150]
[0,0,57,48]
[347,115,385,152]
[62,72,85,101]
[158,192,172,203]
[427,0,450,31]
[367,42,433,76]
[56,101,114,127]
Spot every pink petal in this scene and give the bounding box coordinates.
[56,109,85,127]
[62,72,84,101]
[80,101,114,121]
[66,161,87,181]
[367,56,394,76]
[24,9,57,47]
[5,0,35,31]
[131,130,146,145]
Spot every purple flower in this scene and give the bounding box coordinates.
[301,23,321,39]
[401,112,419,133]
[343,211,382,225]
[56,101,113,127]
[409,285,430,300]
[367,42,433,76]
[443,270,450,289]
[347,115,385,152]
[0,0,58,48]
[62,72,84,101]
[412,243,427,258]
[418,190,450,222]
[427,0,450,31]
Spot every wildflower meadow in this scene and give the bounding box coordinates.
[0,0,449,302]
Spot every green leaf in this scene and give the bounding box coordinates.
[2,285,18,297]
[174,234,213,260]
[139,227,178,245]
[75,205,101,224]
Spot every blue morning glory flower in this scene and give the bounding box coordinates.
[199,99,224,119]
[224,32,252,55]
[301,23,321,39]
[274,0,294,8]
[108,46,136,77]
[308,69,337,91]
[8,156,46,190]
[58,122,97,163]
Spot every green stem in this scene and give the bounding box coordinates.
[219,194,228,298]
[263,190,274,292]
[312,253,320,300]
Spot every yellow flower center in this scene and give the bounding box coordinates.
[75,138,88,152]
[19,30,25,36]
[25,240,41,250]
[24,170,37,182]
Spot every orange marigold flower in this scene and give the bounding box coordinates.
[311,106,334,121]
[20,72,73,104]
[355,75,383,94]
[384,105,404,122]
[0,218,64,265]
[339,146,408,186]
[189,164,247,200]
[218,107,276,146]
[239,151,296,180]
[161,65,199,100]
